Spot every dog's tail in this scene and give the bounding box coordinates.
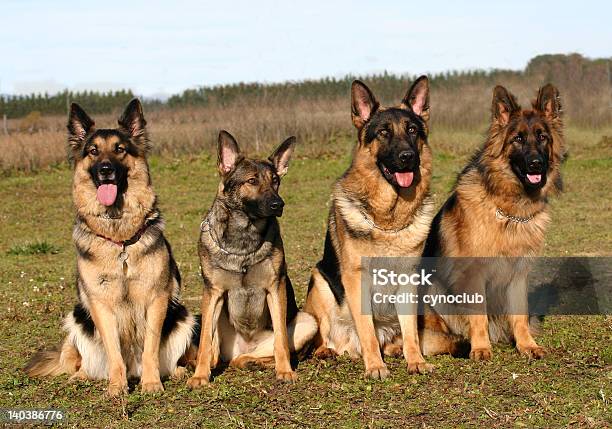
[24,340,80,377]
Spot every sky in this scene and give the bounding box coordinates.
[1,0,610,98]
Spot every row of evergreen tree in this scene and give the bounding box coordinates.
[1,54,609,119]
[0,90,135,119]
[164,54,610,108]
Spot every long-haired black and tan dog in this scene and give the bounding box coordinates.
[187,131,317,387]
[25,100,195,396]
[421,84,565,361]
[303,77,436,379]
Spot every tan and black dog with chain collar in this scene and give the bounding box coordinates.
[303,77,442,380]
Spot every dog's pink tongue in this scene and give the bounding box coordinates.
[394,171,414,188]
[96,184,117,206]
[527,174,542,184]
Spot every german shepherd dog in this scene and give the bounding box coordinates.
[25,100,195,396]
[303,77,436,379]
[421,84,565,361]
[187,131,317,387]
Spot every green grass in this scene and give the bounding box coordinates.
[0,134,610,428]
[7,241,60,256]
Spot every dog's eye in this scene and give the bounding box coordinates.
[247,178,258,185]
[377,129,389,138]
[537,134,548,143]
[115,145,125,154]
[89,147,99,156]
[513,135,523,144]
[407,125,417,134]
[272,175,279,184]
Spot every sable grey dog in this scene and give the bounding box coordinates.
[187,131,317,387]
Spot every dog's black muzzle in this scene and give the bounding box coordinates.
[97,162,116,183]
[90,160,126,188]
[397,149,418,171]
[511,153,548,191]
[267,196,285,217]
[526,155,544,174]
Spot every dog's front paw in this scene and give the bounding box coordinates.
[230,355,275,369]
[407,360,434,374]
[517,344,546,359]
[172,366,187,380]
[314,347,338,360]
[106,380,128,397]
[276,370,297,383]
[69,370,88,382]
[469,347,492,361]
[186,375,210,389]
[364,365,389,380]
[141,380,164,393]
[383,343,403,358]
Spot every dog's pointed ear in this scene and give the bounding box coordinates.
[401,75,430,122]
[351,80,379,129]
[67,103,94,148]
[268,136,297,177]
[217,130,241,176]
[492,85,520,127]
[535,84,561,122]
[118,98,147,140]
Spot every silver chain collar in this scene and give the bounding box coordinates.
[99,213,123,220]
[495,207,535,224]
[359,210,412,233]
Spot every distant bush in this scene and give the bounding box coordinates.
[599,135,612,148]
[19,111,47,133]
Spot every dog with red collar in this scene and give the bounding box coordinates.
[24,99,195,397]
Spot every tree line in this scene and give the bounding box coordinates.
[2,54,610,127]
[0,90,136,119]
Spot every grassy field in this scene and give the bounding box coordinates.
[0,129,610,428]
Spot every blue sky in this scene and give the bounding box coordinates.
[1,0,610,98]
